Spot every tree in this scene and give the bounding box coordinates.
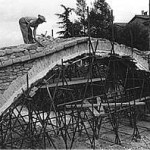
[56,4,74,38]
[75,0,87,35]
[88,0,112,38]
[72,20,83,37]
[118,23,148,51]
[113,24,125,44]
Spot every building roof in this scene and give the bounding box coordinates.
[129,15,149,24]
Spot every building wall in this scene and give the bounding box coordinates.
[129,17,149,30]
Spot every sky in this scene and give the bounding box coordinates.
[0,0,149,48]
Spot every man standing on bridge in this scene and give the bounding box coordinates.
[19,15,46,44]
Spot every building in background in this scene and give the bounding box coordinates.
[128,11,149,30]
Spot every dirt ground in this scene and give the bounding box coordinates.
[46,119,150,150]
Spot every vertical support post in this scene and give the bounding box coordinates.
[148,0,150,72]
[0,115,4,149]
[64,106,68,149]
[26,73,34,148]
[61,59,65,86]
[111,9,115,54]
[51,29,54,38]
[146,0,150,71]
[87,6,91,54]
[27,73,29,90]
[28,99,33,149]
[9,108,13,148]
[148,54,150,70]
[87,6,90,38]
[148,0,150,51]
[43,110,46,149]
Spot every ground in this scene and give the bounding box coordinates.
[44,119,150,149]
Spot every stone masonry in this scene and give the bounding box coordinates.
[0,37,149,115]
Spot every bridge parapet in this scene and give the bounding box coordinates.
[0,37,89,112]
[0,37,88,94]
[113,43,149,70]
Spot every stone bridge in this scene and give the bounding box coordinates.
[0,37,149,115]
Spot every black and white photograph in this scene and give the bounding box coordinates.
[0,0,150,149]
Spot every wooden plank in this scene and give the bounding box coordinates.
[66,96,148,110]
[59,94,150,108]
[66,101,145,108]
[41,77,105,88]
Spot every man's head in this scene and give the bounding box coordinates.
[37,15,46,24]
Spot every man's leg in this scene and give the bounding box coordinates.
[19,18,29,44]
[28,28,34,44]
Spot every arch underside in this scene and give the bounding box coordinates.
[1,50,150,149]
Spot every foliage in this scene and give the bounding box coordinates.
[56,4,74,38]
[72,20,83,37]
[56,0,113,38]
[115,23,149,51]
[75,0,87,35]
[88,0,113,38]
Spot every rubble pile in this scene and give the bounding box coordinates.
[37,35,78,47]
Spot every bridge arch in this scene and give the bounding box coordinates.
[0,37,149,114]
[0,37,150,149]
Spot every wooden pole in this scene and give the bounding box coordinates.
[111,9,115,54]
[149,0,150,51]
[87,6,90,38]
[87,6,91,54]
[148,0,150,70]
[51,29,54,37]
